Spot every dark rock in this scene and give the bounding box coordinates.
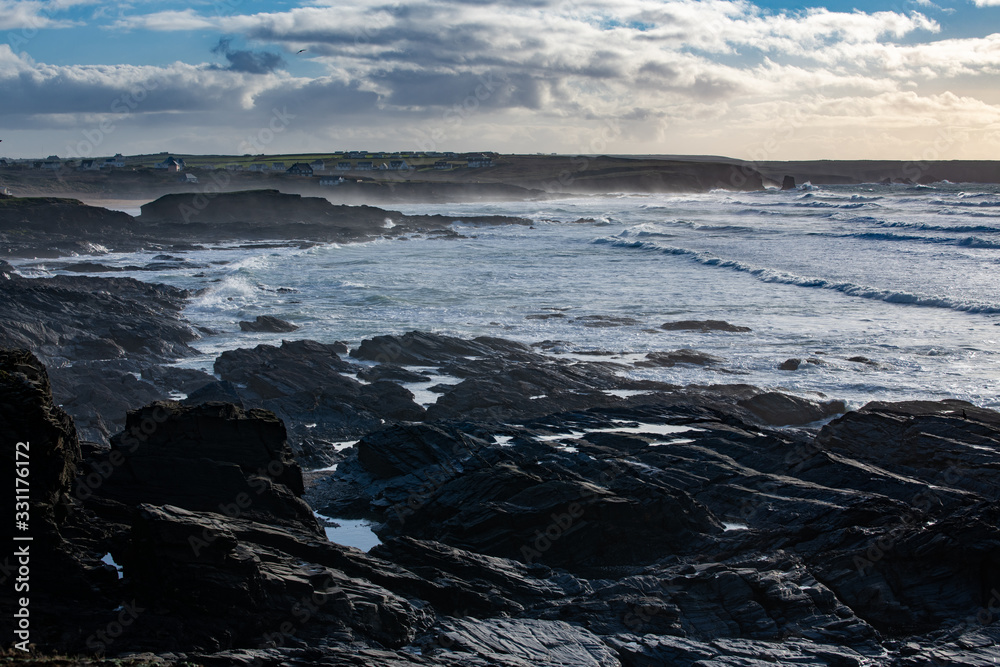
[101,401,318,532]
[0,349,80,528]
[781,175,797,190]
[636,349,725,367]
[214,339,425,453]
[737,391,846,426]
[574,315,640,327]
[0,270,199,365]
[127,504,428,651]
[184,380,245,407]
[238,315,300,333]
[351,330,535,366]
[780,358,802,371]
[661,320,752,333]
[49,362,166,445]
[357,364,432,383]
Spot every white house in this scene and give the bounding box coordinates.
[355,161,374,171]
[77,159,100,171]
[179,173,199,184]
[310,159,326,172]
[335,161,353,171]
[271,162,286,171]
[155,156,185,171]
[103,153,126,168]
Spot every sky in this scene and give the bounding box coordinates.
[1,0,1000,160]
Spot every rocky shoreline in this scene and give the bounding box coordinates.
[2,263,1000,665]
[2,193,999,665]
[0,190,531,259]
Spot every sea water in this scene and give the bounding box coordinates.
[14,182,1000,410]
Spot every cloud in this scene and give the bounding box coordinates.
[4,0,1000,158]
[971,0,1000,6]
[0,0,81,30]
[210,37,286,74]
[111,8,216,31]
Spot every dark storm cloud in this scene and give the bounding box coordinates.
[211,37,286,74]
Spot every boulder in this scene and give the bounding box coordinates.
[100,401,318,532]
[636,349,725,367]
[779,358,801,371]
[238,315,300,333]
[661,320,752,333]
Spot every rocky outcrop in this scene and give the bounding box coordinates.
[137,190,531,244]
[661,320,752,333]
[8,344,1000,665]
[239,314,300,333]
[0,349,80,529]
[1,192,531,258]
[0,271,198,365]
[0,269,202,444]
[95,401,317,532]
[0,196,135,256]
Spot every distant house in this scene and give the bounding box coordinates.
[335,161,353,171]
[388,160,410,171]
[287,163,314,176]
[41,160,63,171]
[309,159,326,172]
[271,162,286,171]
[433,160,453,170]
[78,159,100,171]
[179,173,199,184]
[355,161,374,171]
[248,163,267,172]
[466,154,494,168]
[103,153,126,168]
[319,177,343,186]
[155,156,185,171]
[347,151,366,159]
[225,164,244,171]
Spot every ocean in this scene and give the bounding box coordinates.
[14,182,1000,410]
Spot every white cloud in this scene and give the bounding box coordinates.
[4,0,1000,158]
[0,0,80,29]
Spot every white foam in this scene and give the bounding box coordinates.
[604,389,651,398]
[331,440,358,451]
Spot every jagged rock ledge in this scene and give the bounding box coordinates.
[1,189,531,257]
[5,346,1000,665]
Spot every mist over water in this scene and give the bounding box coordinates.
[20,182,1000,410]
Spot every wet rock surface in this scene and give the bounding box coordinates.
[239,314,300,333]
[5,330,1000,665]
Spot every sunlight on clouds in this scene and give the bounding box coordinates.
[4,0,1000,158]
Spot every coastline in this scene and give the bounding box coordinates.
[2,187,1000,664]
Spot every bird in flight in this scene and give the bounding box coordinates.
[296,49,307,54]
